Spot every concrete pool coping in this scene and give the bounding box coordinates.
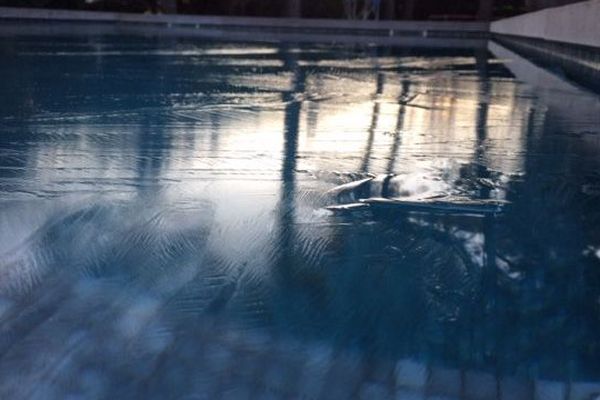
[0,7,488,39]
[490,0,600,49]
[0,22,491,49]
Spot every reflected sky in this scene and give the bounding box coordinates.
[1,33,600,399]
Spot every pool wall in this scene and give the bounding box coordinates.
[490,0,600,48]
[490,0,600,92]
[0,7,488,38]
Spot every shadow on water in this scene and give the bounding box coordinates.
[0,30,599,399]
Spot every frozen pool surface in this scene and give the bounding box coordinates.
[1,33,600,399]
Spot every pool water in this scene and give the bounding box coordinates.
[1,31,600,399]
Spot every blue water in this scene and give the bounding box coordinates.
[1,31,600,399]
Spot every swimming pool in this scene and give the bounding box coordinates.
[1,28,600,399]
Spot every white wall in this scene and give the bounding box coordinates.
[491,0,600,48]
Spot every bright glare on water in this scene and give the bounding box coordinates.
[1,29,600,399]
